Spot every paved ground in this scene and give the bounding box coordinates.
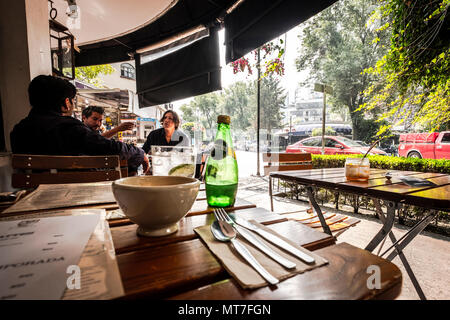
[236,175,450,300]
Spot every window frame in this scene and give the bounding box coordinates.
[120,63,136,80]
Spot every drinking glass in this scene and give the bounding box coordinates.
[150,145,196,177]
[345,157,370,181]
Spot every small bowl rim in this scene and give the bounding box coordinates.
[112,175,200,190]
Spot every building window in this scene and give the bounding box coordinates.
[120,63,135,80]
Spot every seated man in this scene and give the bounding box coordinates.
[82,106,135,139]
[10,75,149,174]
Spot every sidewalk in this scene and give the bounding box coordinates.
[237,175,450,300]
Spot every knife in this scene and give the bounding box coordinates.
[234,225,297,269]
[234,216,315,264]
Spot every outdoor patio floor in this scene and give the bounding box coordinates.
[237,175,450,300]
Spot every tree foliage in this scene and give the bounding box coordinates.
[230,40,286,78]
[360,0,450,133]
[253,76,286,132]
[179,104,196,123]
[295,0,390,140]
[75,64,115,87]
[312,126,336,136]
[221,81,254,131]
[181,122,195,140]
[181,92,223,136]
[179,78,285,137]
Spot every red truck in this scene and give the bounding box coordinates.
[398,132,450,159]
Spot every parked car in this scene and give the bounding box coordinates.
[398,131,450,159]
[285,136,387,155]
[355,140,370,147]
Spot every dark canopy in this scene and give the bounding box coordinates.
[74,0,338,107]
[74,0,234,67]
[135,27,221,107]
[224,0,337,64]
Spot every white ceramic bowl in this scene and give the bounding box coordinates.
[112,176,200,237]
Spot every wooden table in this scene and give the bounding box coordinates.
[1,181,403,301]
[111,206,402,300]
[270,168,450,300]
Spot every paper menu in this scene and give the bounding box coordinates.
[2,182,116,214]
[61,211,124,300]
[0,214,100,300]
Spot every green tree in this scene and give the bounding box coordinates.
[312,126,336,136]
[295,0,390,139]
[179,103,196,122]
[75,64,115,87]
[181,92,223,133]
[181,122,195,141]
[221,81,254,132]
[253,76,286,132]
[360,0,450,133]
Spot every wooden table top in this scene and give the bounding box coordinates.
[271,168,450,211]
[169,242,402,300]
[110,201,403,300]
[1,180,403,300]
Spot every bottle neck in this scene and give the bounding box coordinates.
[218,122,229,130]
[216,123,231,140]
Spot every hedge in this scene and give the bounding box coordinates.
[311,154,450,174]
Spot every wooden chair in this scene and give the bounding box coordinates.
[263,152,360,236]
[263,152,313,211]
[263,152,313,176]
[11,154,128,189]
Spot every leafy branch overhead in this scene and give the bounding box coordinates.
[75,64,115,88]
[295,0,391,141]
[230,39,286,78]
[360,0,450,134]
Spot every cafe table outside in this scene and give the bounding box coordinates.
[0,181,403,300]
[269,167,450,300]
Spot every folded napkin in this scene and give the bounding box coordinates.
[195,220,328,289]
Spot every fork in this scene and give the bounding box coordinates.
[212,209,279,285]
[215,208,296,269]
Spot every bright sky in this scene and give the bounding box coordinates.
[172,26,309,113]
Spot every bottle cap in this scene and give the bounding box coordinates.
[217,115,230,124]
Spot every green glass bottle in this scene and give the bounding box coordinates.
[205,115,238,207]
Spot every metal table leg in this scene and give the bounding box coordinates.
[365,201,396,252]
[384,230,428,300]
[381,211,437,300]
[372,200,435,300]
[306,186,332,235]
[382,212,437,261]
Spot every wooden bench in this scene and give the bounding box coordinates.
[11,154,127,189]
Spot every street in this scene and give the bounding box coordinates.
[235,150,263,178]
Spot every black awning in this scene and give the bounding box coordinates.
[72,0,336,106]
[74,0,235,67]
[135,27,221,108]
[224,0,338,63]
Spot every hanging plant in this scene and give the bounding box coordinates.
[230,38,286,79]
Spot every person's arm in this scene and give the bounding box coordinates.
[60,120,147,170]
[102,122,135,139]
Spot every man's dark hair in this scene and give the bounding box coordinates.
[160,110,180,129]
[82,106,104,119]
[28,75,77,113]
